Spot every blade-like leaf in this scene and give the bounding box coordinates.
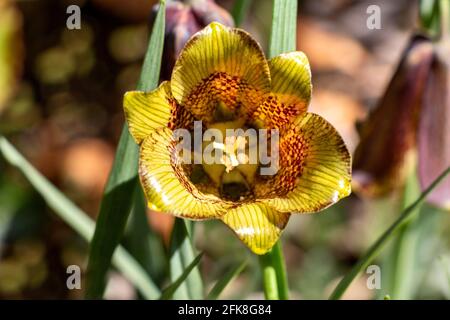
[380,173,422,299]
[329,166,450,300]
[231,0,252,27]
[160,252,204,300]
[85,0,166,299]
[419,0,440,35]
[269,0,297,57]
[440,256,450,298]
[0,136,160,299]
[85,127,140,299]
[125,188,168,286]
[207,261,247,300]
[169,219,204,299]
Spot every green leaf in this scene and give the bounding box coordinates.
[419,0,440,37]
[137,0,166,92]
[160,252,204,300]
[111,247,160,299]
[231,0,252,27]
[207,261,247,300]
[124,188,168,287]
[269,0,298,57]
[440,256,450,298]
[169,219,204,299]
[85,127,140,299]
[329,166,450,300]
[0,136,92,239]
[0,136,160,299]
[380,173,423,299]
[85,0,166,299]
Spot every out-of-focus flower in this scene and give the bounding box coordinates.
[61,139,114,196]
[353,36,433,196]
[0,0,22,114]
[35,26,95,85]
[123,23,351,254]
[155,0,234,80]
[353,35,449,210]
[418,40,450,209]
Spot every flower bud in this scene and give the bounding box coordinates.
[190,0,234,28]
[417,41,450,210]
[153,0,234,80]
[352,36,434,197]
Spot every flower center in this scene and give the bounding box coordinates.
[196,119,260,201]
[213,135,247,172]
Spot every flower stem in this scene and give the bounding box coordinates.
[259,241,289,300]
[258,0,297,301]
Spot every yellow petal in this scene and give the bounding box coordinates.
[139,127,231,219]
[269,52,312,106]
[171,22,271,125]
[256,112,351,213]
[221,203,290,255]
[251,52,312,129]
[123,81,194,145]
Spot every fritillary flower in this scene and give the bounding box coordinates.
[353,35,449,210]
[124,22,351,254]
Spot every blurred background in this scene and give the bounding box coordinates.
[0,0,449,299]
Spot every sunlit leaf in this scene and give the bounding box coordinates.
[269,0,297,57]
